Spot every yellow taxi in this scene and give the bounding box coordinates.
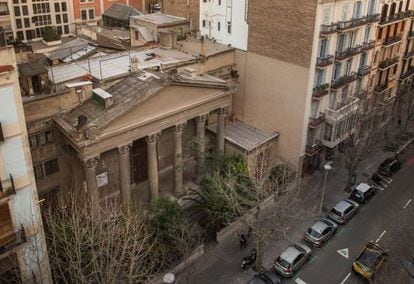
[352,242,388,280]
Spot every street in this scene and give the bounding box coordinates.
[286,148,414,284]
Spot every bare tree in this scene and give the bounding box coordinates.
[400,91,414,139]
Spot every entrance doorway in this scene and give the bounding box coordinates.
[131,139,148,184]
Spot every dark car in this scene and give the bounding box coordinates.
[327,199,359,224]
[247,271,282,284]
[349,183,377,204]
[378,157,402,177]
[304,218,337,247]
[352,242,388,280]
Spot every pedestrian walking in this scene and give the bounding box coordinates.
[240,233,247,249]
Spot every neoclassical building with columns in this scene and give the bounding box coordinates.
[53,69,234,206]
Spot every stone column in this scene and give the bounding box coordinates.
[216,107,227,153]
[146,132,161,200]
[196,114,209,155]
[83,156,100,209]
[174,122,186,195]
[118,143,132,204]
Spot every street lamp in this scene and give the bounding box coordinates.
[319,163,332,216]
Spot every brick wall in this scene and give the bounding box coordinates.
[247,0,317,68]
[162,0,199,31]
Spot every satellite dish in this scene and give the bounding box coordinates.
[75,115,88,130]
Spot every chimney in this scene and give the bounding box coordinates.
[130,56,139,73]
[200,36,205,57]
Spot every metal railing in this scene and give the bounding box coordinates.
[404,50,414,59]
[0,225,26,255]
[400,67,414,80]
[362,40,375,50]
[335,45,362,60]
[305,143,322,156]
[312,83,330,99]
[366,13,380,23]
[320,23,337,35]
[378,56,399,70]
[357,66,370,77]
[379,12,405,25]
[337,17,367,31]
[316,55,334,67]
[308,113,326,128]
[331,73,358,89]
[325,97,359,120]
[383,34,403,46]
[0,174,15,199]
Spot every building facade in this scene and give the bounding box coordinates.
[162,0,199,31]
[199,0,248,51]
[0,44,51,283]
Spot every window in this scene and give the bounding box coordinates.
[62,13,68,23]
[81,9,87,20]
[377,27,383,40]
[45,130,54,143]
[44,159,59,176]
[0,3,8,15]
[34,164,43,179]
[218,0,221,4]
[24,18,30,28]
[61,2,67,11]
[54,3,59,12]
[16,19,22,29]
[64,25,69,34]
[14,6,20,16]
[88,9,94,19]
[324,123,333,141]
[57,26,62,34]
[217,21,221,31]
[22,5,28,15]
[56,15,61,24]
[227,21,231,33]
[202,19,206,27]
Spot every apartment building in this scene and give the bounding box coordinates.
[199,0,248,50]
[162,0,199,31]
[0,44,51,283]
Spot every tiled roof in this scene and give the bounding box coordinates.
[103,3,142,21]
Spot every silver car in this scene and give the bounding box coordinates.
[273,243,312,277]
[328,199,359,224]
[304,218,337,247]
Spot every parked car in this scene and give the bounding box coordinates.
[273,243,312,277]
[304,218,337,247]
[327,199,359,224]
[349,183,377,204]
[378,157,402,177]
[247,270,282,284]
[352,242,388,280]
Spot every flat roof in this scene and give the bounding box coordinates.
[208,121,279,152]
[131,13,188,26]
[176,37,234,57]
[93,88,112,99]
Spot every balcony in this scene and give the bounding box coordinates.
[382,34,403,46]
[312,83,330,99]
[362,40,375,51]
[331,73,358,89]
[355,89,369,100]
[335,45,362,61]
[400,67,414,80]
[305,143,322,156]
[0,226,26,255]
[337,17,366,31]
[375,81,393,94]
[404,10,414,18]
[325,97,359,121]
[308,113,326,128]
[357,66,370,77]
[408,31,414,39]
[378,56,399,70]
[366,13,380,23]
[404,50,414,59]
[316,55,334,68]
[379,12,405,25]
[0,175,15,199]
[320,23,337,35]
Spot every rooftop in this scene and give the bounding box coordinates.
[28,36,76,53]
[208,120,279,152]
[103,3,142,21]
[176,37,234,57]
[131,13,189,26]
[47,38,96,62]
[18,54,48,77]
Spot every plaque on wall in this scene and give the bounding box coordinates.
[96,172,108,188]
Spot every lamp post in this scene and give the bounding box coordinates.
[319,163,332,216]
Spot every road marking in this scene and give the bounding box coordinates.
[337,248,349,259]
[309,255,318,264]
[403,199,412,209]
[376,230,386,243]
[295,277,306,284]
[340,272,351,284]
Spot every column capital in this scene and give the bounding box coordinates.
[146,132,161,144]
[218,107,229,115]
[196,113,209,124]
[174,122,187,134]
[82,156,100,169]
[118,143,132,155]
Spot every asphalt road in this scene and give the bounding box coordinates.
[285,147,414,284]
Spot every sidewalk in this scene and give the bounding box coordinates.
[179,119,413,284]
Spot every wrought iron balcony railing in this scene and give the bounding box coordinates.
[400,67,414,80]
[320,23,337,35]
[366,13,380,23]
[382,34,403,46]
[0,225,26,255]
[379,12,405,25]
[312,83,330,99]
[316,55,334,67]
[357,66,370,77]
[335,45,362,61]
[325,97,359,121]
[337,17,367,31]
[308,113,326,128]
[362,40,375,50]
[331,73,358,89]
[305,143,322,156]
[404,50,414,59]
[0,174,15,199]
[378,56,399,70]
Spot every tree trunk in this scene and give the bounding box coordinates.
[254,238,264,272]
